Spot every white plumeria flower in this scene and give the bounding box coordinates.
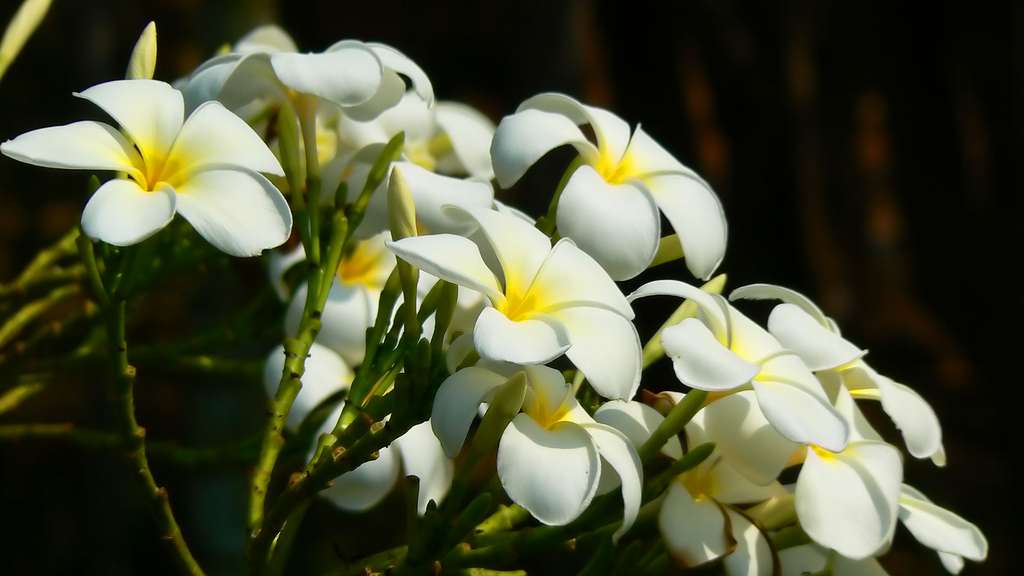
[417,271,486,343]
[271,233,396,366]
[182,25,432,121]
[262,343,452,513]
[0,79,291,256]
[595,399,777,573]
[731,283,946,465]
[433,364,642,541]
[629,280,848,453]
[779,544,889,576]
[703,389,903,560]
[388,206,642,400]
[897,484,987,574]
[339,91,495,179]
[491,93,727,281]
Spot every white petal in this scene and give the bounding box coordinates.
[778,544,829,576]
[845,365,944,463]
[708,459,788,505]
[627,280,728,339]
[81,178,176,246]
[796,441,902,560]
[0,121,141,176]
[555,165,660,280]
[287,282,375,366]
[366,43,434,105]
[173,169,291,257]
[434,101,496,179]
[768,303,864,371]
[235,25,297,54]
[443,206,551,300]
[215,53,287,111]
[661,318,759,392]
[579,423,643,542]
[263,342,351,429]
[324,443,401,512]
[729,283,831,327]
[722,508,774,576]
[529,238,633,318]
[702,391,799,485]
[833,384,885,443]
[594,400,682,459]
[473,306,569,365]
[167,101,283,177]
[431,366,509,457]
[392,162,494,234]
[659,481,731,567]
[521,365,574,424]
[519,93,632,164]
[271,45,383,107]
[75,80,183,162]
[396,421,454,515]
[898,485,987,562]
[445,332,476,373]
[939,552,965,574]
[497,416,600,526]
[387,234,503,304]
[490,108,598,188]
[547,306,641,400]
[267,244,306,301]
[645,172,727,280]
[622,125,694,176]
[751,377,848,452]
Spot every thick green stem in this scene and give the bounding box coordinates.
[77,236,205,575]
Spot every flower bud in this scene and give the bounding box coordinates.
[126,21,157,80]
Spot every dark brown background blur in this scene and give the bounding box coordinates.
[0,1,1017,574]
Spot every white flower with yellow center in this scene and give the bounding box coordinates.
[433,364,642,540]
[629,280,848,452]
[702,388,903,560]
[269,232,397,365]
[262,342,452,514]
[491,93,727,280]
[388,206,642,400]
[731,283,946,465]
[181,25,431,121]
[595,399,778,574]
[0,79,290,255]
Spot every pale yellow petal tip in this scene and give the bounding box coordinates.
[126,21,158,80]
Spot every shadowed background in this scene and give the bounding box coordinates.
[0,1,1016,574]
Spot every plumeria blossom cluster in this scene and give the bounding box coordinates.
[0,19,987,576]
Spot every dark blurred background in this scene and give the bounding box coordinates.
[0,1,1017,574]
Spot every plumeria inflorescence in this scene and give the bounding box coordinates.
[0,18,987,576]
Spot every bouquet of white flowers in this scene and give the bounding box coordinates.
[0,7,987,575]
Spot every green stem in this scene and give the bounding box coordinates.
[76,236,205,575]
[0,264,83,300]
[0,423,260,469]
[0,284,79,349]
[637,390,708,463]
[536,157,583,236]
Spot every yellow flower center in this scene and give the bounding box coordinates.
[338,241,387,289]
[592,149,639,185]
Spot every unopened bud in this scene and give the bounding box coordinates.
[126,21,157,80]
